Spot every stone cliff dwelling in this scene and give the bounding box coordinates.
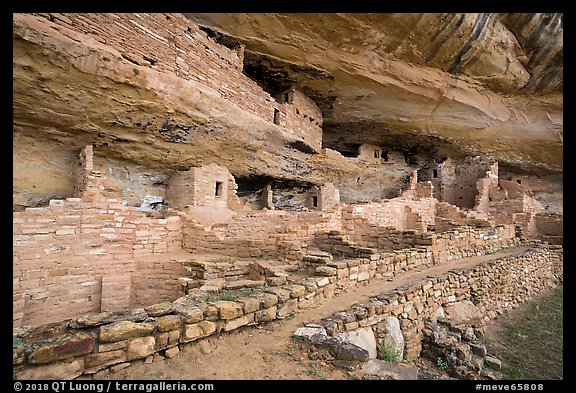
[13,13,563,381]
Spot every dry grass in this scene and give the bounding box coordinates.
[483,284,563,380]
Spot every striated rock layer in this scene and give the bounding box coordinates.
[13,13,562,212]
[186,13,563,173]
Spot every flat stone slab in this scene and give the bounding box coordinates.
[361,359,419,380]
[338,327,377,359]
[293,325,327,340]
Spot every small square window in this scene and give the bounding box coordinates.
[215,181,223,197]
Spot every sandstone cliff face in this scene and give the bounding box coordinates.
[186,13,563,173]
[13,13,562,211]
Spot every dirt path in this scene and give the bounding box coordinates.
[110,246,529,380]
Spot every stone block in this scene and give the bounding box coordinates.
[13,346,25,366]
[277,298,298,318]
[288,285,306,298]
[21,320,71,343]
[99,321,155,343]
[28,333,95,364]
[165,346,180,359]
[265,287,290,303]
[156,315,182,332]
[127,337,156,361]
[73,309,147,328]
[173,305,204,324]
[98,340,128,352]
[266,276,287,286]
[182,324,203,342]
[224,315,251,332]
[484,355,502,370]
[315,266,337,276]
[199,303,219,321]
[241,298,260,314]
[214,301,244,320]
[293,325,327,340]
[145,302,173,317]
[254,306,277,323]
[199,320,217,336]
[84,350,126,372]
[168,330,181,345]
[157,332,169,348]
[14,359,84,380]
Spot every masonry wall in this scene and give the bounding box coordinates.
[279,89,323,152]
[30,13,321,146]
[34,13,278,123]
[131,255,190,308]
[318,244,563,361]
[441,157,496,209]
[13,242,561,380]
[358,144,384,161]
[166,164,239,210]
[345,221,515,258]
[13,132,78,211]
[499,179,526,199]
[180,208,344,262]
[305,182,340,211]
[13,198,184,328]
[434,202,491,231]
[94,156,169,209]
[534,212,563,245]
[473,170,500,213]
[343,196,437,233]
[437,158,456,204]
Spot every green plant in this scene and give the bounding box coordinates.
[205,292,238,302]
[378,342,402,362]
[13,336,23,347]
[239,287,261,297]
[306,368,327,380]
[436,356,449,371]
[285,312,295,320]
[149,371,165,379]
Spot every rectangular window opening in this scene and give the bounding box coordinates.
[215,181,223,197]
[433,169,438,178]
[374,150,379,158]
[312,196,318,207]
[273,108,281,125]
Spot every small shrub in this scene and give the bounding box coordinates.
[13,336,23,347]
[436,356,449,371]
[378,342,402,362]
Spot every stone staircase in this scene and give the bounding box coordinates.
[314,230,380,260]
[177,254,295,296]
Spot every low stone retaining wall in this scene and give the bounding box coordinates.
[314,244,562,363]
[13,242,561,380]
